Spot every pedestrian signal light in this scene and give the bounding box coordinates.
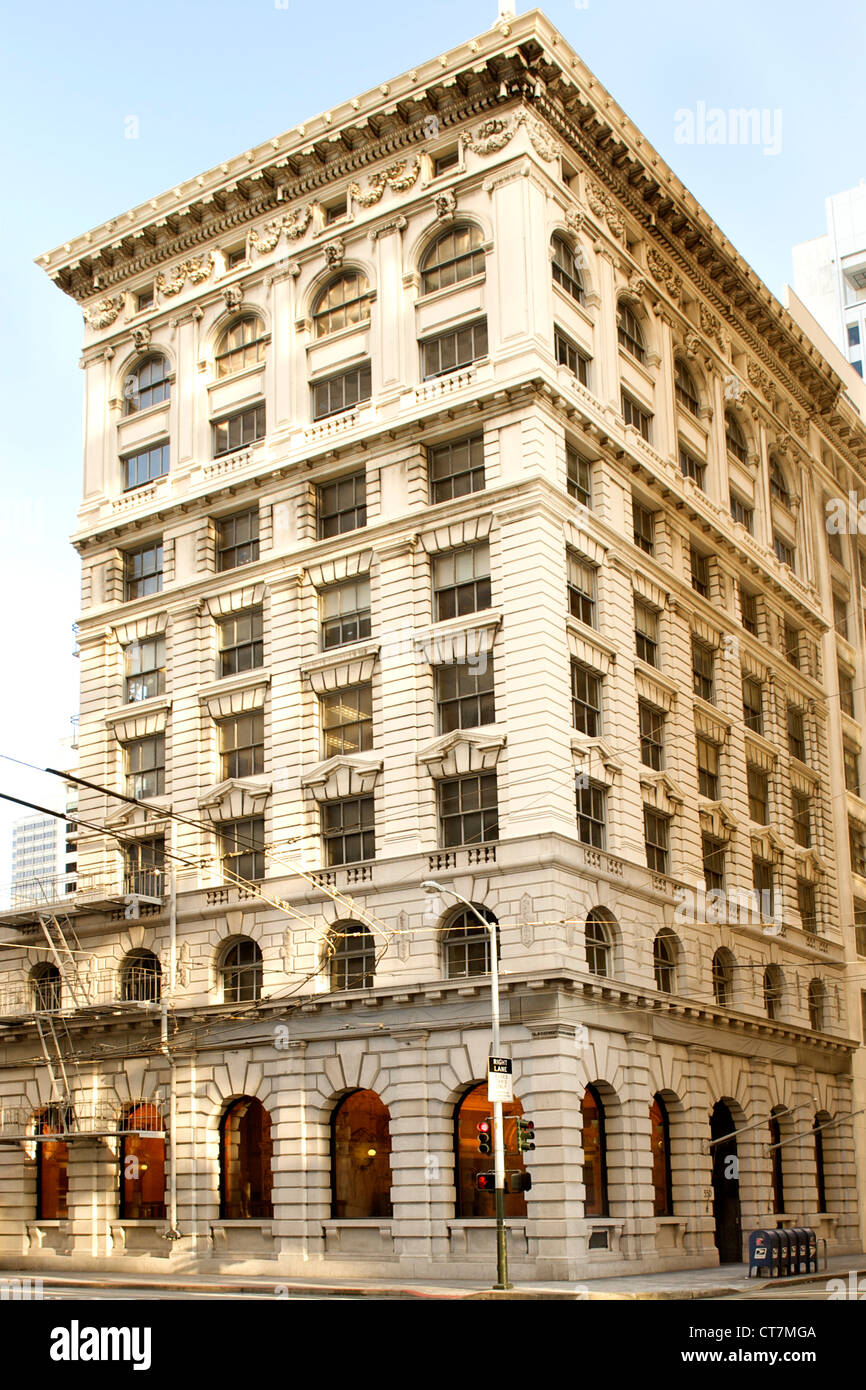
[475,1171,495,1192]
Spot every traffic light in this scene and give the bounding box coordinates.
[476,1118,492,1156]
[508,1171,532,1194]
[516,1117,535,1152]
[475,1170,496,1192]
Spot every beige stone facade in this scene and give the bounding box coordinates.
[2,10,866,1281]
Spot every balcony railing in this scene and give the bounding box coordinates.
[0,869,165,920]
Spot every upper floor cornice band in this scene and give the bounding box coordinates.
[34,9,848,432]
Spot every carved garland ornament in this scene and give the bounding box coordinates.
[584,179,625,242]
[82,295,124,329]
[348,157,421,207]
[646,247,683,304]
[463,108,557,162]
[156,254,214,297]
[747,358,778,408]
[250,205,314,255]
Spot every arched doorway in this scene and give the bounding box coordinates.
[453,1083,528,1218]
[220,1097,273,1219]
[120,1104,166,1219]
[331,1090,393,1219]
[710,1100,741,1263]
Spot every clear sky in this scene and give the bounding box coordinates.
[0,0,863,888]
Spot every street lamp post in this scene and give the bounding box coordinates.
[421,879,512,1291]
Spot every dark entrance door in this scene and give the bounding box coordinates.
[710,1100,742,1263]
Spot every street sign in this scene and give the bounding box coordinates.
[487,1056,513,1103]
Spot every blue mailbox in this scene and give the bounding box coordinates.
[748,1228,780,1278]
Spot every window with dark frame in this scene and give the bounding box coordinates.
[219,937,263,1000]
[316,471,367,538]
[122,441,170,491]
[787,705,806,762]
[725,412,747,463]
[219,712,264,779]
[320,684,373,758]
[747,764,769,824]
[554,326,591,385]
[844,744,861,796]
[621,390,652,441]
[754,858,775,918]
[218,818,265,883]
[850,819,866,877]
[770,462,790,508]
[632,498,655,554]
[212,404,265,457]
[691,638,714,702]
[792,789,812,847]
[833,592,849,640]
[839,664,855,717]
[740,588,758,635]
[124,636,165,703]
[696,735,720,799]
[428,434,485,503]
[585,910,612,976]
[435,661,495,734]
[763,963,782,1020]
[690,545,710,597]
[420,319,488,379]
[617,302,646,363]
[432,148,459,177]
[432,544,491,621]
[634,600,659,667]
[653,929,676,990]
[420,224,485,294]
[854,900,866,956]
[124,837,165,897]
[674,360,700,417]
[218,608,263,678]
[773,533,795,570]
[216,509,259,571]
[312,272,371,337]
[730,492,754,532]
[216,316,267,378]
[638,700,665,770]
[798,879,817,934]
[566,552,597,627]
[576,780,607,848]
[124,355,170,414]
[571,661,602,736]
[702,835,725,891]
[567,446,592,507]
[322,797,375,867]
[311,361,372,419]
[444,908,498,979]
[125,542,163,600]
[785,622,801,669]
[437,772,499,848]
[329,922,376,991]
[125,735,165,799]
[320,577,371,650]
[551,235,585,303]
[644,808,671,875]
[680,446,706,490]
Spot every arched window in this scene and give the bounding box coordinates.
[331,1090,392,1219]
[653,929,677,993]
[711,949,735,1007]
[763,965,783,1021]
[808,978,826,1031]
[313,272,371,338]
[329,921,375,992]
[585,908,613,977]
[124,354,170,414]
[220,1097,273,1219]
[31,962,61,1013]
[769,460,790,508]
[35,1105,69,1220]
[674,359,700,417]
[814,1111,829,1214]
[650,1094,673,1216]
[219,937,263,1003]
[551,234,584,304]
[443,906,498,979]
[120,1104,166,1219]
[581,1084,608,1216]
[769,1107,785,1214]
[421,224,485,295]
[616,301,646,363]
[454,1083,527,1218]
[120,949,161,1003]
[216,315,267,378]
[725,411,747,464]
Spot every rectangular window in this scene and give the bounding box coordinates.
[839,664,855,717]
[136,286,154,311]
[554,327,591,385]
[435,661,495,733]
[787,705,806,762]
[634,600,659,667]
[753,856,774,914]
[320,684,373,758]
[702,834,725,891]
[123,441,170,491]
[433,148,459,177]
[850,820,866,877]
[785,623,801,669]
[747,765,769,824]
[854,899,866,956]
[690,545,710,598]
[639,700,665,770]
[219,816,265,882]
[774,534,795,569]
[844,745,861,796]
[692,639,714,703]
[437,772,498,848]
[216,509,259,571]
[124,636,166,703]
[125,735,165,799]
[792,789,812,847]
[218,608,263,678]
[632,499,655,554]
[576,780,607,848]
[311,361,372,419]
[696,736,720,799]
[740,588,758,635]
[219,712,264,779]
[432,544,491,622]
[225,244,247,268]
[420,318,488,380]
[429,434,484,503]
[124,837,165,896]
[644,807,671,875]
[797,879,817,934]
[212,404,265,457]
[322,796,375,866]
[320,577,371,650]
[621,391,652,441]
[567,445,592,507]
[730,492,754,532]
[324,198,347,225]
[124,542,163,600]
[679,446,706,490]
[571,661,602,736]
[317,471,366,539]
[567,552,597,627]
[834,593,849,641]
[743,675,763,733]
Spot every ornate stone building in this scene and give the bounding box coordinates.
[1,9,865,1281]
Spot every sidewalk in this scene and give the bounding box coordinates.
[5,1252,864,1300]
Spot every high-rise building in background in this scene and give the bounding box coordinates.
[1,9,865,1283]
[793,182,866,377]
[10,815,65,902]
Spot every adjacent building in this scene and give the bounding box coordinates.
[793,182,866,377]
[1,8,865,1281]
